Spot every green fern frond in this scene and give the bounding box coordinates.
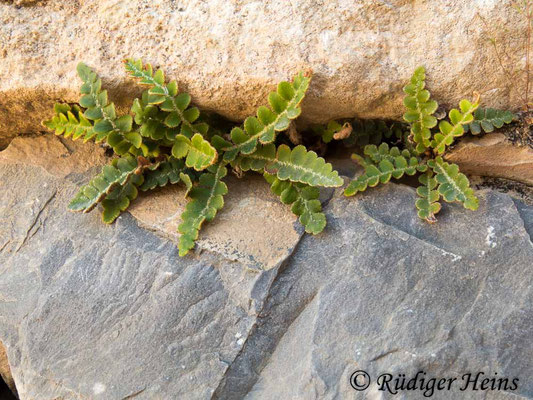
[466,108,515,134]
[264,173,326,234]
[77,63,141,155]
[180,172,194,197]
[345,145,427,196]
[428,157,479,210]
[140,157,188,191]
[212,71,311,161]
[363,143,413,164]
[234,144,343,188]
[42,103,96,142]
[171,133,218,171]
[403,66,438,153]
[131,91,178,144]
[101,174,143,224]
[124,59,209,138]
[177,163,228,256]
[430,97,479,155]
[415,170,441,223]
[68,156,141,213]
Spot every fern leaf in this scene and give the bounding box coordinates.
[345,145,427,196]
[131,91,178,144]
[403,66,438,153]
[77,63,141,155]
[178,163,228,256]
[415,170,441,223]
[234,144,343,188]
[466,108,515,134]
[140,157,186,191]
[430,97,480,155]
[213,71,311,161]
[428,157,479,210]
[363,143,413,164]
[264,173,326,234]
[124,59,208,138]
[101,173,143,224]
[171,133,218,171]
[42,103,96,141]
[68,157,140,213]
[180,172,194,197]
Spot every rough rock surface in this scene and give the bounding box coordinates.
[0,0,528,147]
[129,174,306,271]
[1,135,533,399]
[446,133,533,186]
[0,341,17,396]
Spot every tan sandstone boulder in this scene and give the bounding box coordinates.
[0,0,527,147]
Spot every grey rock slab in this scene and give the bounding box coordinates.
[0,158,291,399]
[213,185,533,400]
[1,135,533,399]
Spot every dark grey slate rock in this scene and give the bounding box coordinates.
[1,146,533,399]
[0,163,281,399]
[217,185,533,400]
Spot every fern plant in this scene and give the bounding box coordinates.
[43,60,343,256]
[343,66,509,223]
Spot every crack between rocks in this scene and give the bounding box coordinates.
[209,227,308,399]
[511,199,533,245]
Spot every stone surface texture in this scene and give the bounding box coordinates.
[0,341,17,396]
[446,133,533,186]
[1,135,533,399]
[0,0,528,147]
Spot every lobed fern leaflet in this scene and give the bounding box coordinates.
[415,170,441,223]
[430,96,479,155]
[264,173,326,234]
[68,156,142,213]
[139,157,191,191]
[101,175,143,224]
[124,59,209,138]
[212,71,311,161]
[428,157,479,210]
[465,107,515,134]
[345,145,427,196]
[124,59,217,170]
[403,66,438,154]
[178,163,228,256]
[234,144,343,188]
[77,63,142,155]
[42,103,96,142]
